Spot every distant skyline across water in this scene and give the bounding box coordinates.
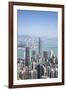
[17,10,58,38]
[17,35,58,56]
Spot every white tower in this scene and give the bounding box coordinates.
[50,50,54,58]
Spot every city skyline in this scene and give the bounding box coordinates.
[17,9,58,80]
[17,10,58,38]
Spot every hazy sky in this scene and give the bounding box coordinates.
[17,10,58,38]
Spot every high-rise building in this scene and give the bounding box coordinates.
[50,68,55,78]
[25,47,30,66]
[32,50,35,57]
[54,68,58,78]
[38,37,42,55]
[43,51,49,59]
[30,69,37,79]
[31,50,36,62]
[50,50,54,58]
[35,64,44,79]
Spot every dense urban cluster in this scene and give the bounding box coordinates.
[17,37,58,80]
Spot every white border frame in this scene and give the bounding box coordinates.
[13,5,62,85]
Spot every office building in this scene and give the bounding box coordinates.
[25,47,30,66]
[43,51,49,59]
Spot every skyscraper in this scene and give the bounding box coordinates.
[43,51,49,59]
[38,37,42,55]
[25,47,30,66]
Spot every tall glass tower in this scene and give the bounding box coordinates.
[38,37,42,55]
